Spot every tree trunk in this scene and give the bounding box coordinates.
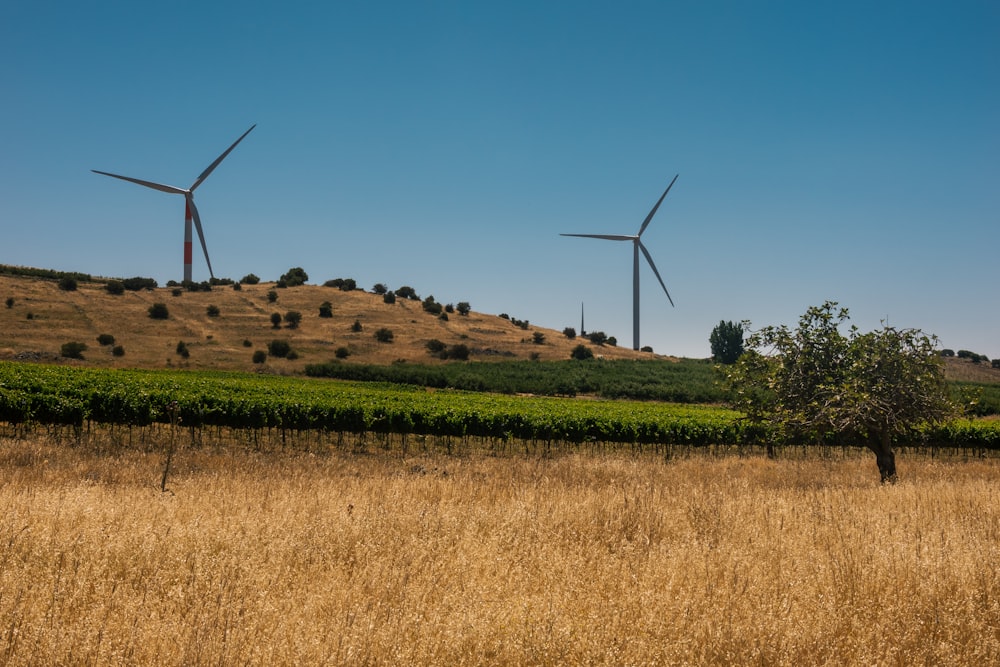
[867,431,897,484]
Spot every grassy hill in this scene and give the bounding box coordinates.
[0,273,668,372]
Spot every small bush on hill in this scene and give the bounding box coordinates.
[563,327,576,339]
[383,292,396,305]
[241,273,260,285]
[335,346,351,359]
[318,302,333,318]
[447,344,470,361]
[206,305,220,317]
[243,339,253,347]
[122,277,157,291]
[396,285,419,300]
[61,341,87,359]
[267,290,278,303]
[5,297,13,308]
[284,311,302,329]
[105,280,125,295]
[171,288,183,297]
[372,283,388,295]
[457,302,471,316]
[587,331,608,346]
[58,277,78,291]
[176,341,190,358]
[351,320,363,332]
[148,303,169,319]
[532,332,546,345]
[426,339,446,355]
[270,313,282,329]
[374,328,394,343]
[252,350,267,364]
[112,345,125,357]
[96,334,115,346]
[279,267,308,287]
[268,340,292,358]
[571,344,594,360]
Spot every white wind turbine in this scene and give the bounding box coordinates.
[93,125,256,283]
[561,174,678,351]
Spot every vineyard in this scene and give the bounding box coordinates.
[1,362,998,452]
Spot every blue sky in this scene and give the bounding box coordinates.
[2,1,997,359]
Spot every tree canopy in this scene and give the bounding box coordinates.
[710,320,744,364]
[723,302,955,482]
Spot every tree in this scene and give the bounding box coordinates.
[374,328,394,343]
[456,302,471,316]
[318,301,333,318]
[270,312,282,329]
[268,340,292,358]
[241,273,261,285]
[724,302,955,483]
[563,327,577,340]
[61,341,87,359]
[279,267,309,287]
[105,280,125,295]
[710,320,745,364]
[284,311,303,329]
[58,276,78,291]
[148,303,169,320]
[176,341,190,358]
[206,305,221,317]
[570,344,594,360]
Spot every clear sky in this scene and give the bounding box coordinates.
[2,1,997,359]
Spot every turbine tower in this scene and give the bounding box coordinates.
[93,125,256,283]
[562,174,678,351]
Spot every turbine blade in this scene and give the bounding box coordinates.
[187,195,215,279]
[91,170,185,195]
[637,174,679,237]
[190,124,256,192]
[638,241,674,307]
[560,233,634,241]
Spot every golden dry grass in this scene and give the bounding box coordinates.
[0,274,660,370]
[1,431,997,665]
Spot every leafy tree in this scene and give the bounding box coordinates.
[279,267,309,287]
[372,283,388,295]
[641,346,653,353]
[267,290,278,303]
[206,305,221,317]
[148,303,169,320]
[122,277,157,291]
[318,301,333,318]
[422,295,443,315]
[270,312,282,329]
[351,319,363,332]
[241,273,260,285]
[570,344,594,360]
[105,280,125,295]
[112,345,125,357]
[96,334,115,346]
[396,285,419,300]
[252,350,267,364]
[710,320,745,364]
[607,336,617,347]
[940,349,955,357]
[383,291,396,305]
[447,343,470,361]
[587,331,608,346]
[563,327,577,340]
[724,302,955,483]
[58,276,78,291]
[335,346,351,359]
[426,339,446,355]
[60,341,87,359]
[374,328,394,343]
[268,339,292,358]
[176,341,190,358]
[5,297,13,308]
[532,331,546,345]
[456,302,471,316]
[284,311,303,329]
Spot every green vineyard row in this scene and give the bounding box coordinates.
[1,363,997,449]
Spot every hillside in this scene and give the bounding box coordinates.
[0,274,668,372]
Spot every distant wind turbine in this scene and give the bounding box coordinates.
[561,174,678,351]
[93,125,256,283]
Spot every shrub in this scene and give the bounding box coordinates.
[279,267,308,287]
[122,277,157,291]
[383,292,396,305]
[252,350,267,363]
[607,337,618,347]
[4,297,13,308]
[374,328,394,343]
[105,280,125,295]
[456,302,471,316]
[445,303,455,314]
[243,339,253,347]
[268,340,292,358]
[422,296,443,315]
[171,288,183,297]
[439,312,448,321]
[641,345,654,353]
[426,339,446,354]
[60,341,87,359]
[241,273,260,285]
[532,332,546,345]
[396,285,418,300]
[112,345,125,357]
[284,311,303,329]
[58,277,78,291]
[372,283,388,295]
[338,278,357,291]
[286,350,299,360]
[270,313,282,328]
[96,334,115,346]
[318,302,333,318]
[232,282,242,291]
[563,327,577,339]
[447,343,470,361]
[267,290,278,303]
[587,331,608,346]
[571,344,594,360]
[206,305,220,317]
[335,346,351,359]
[148,303,169,319]
[176,341,190,358]
[351,319,363,332]
[940,349,955,357]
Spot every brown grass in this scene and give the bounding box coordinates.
[0,275,660,371]
[1,430,997,665]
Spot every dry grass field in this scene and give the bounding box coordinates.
[0,274,658,371]
[1,430,997,666]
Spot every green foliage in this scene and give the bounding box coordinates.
[383,292,396,305]
[252,350,267,364]
[426,339,447,355]
[241,273,260,285]
[60,341,87,359]
[374,328,394,343]
[456,302,471,316]
[396,285,419,300]
[563,327,577,340]
[267,290,278,303]
[587,331,607,346]
[121,277,158,291]
[96,334,115,346]
[940,349,955,357]
[447,344,470,361]
[0,264,93,283]
[206,305,221,317]
[58,276,78,291]
[112,345,125,357]
[570,344,594,361]
[279,267,309,287]
[318,301,333,318]
[640,346,653,353]
[171,288,183,297]
[351,319,363,332]
[268,340,292,358]
[284,311,303,329]
[243,339,253,347]
[372,283,388,295]
[724,302,955,480]
[335,346,351,359]
[232,282,242,291]
[147,303,169,320]
[105,280,125,295]
[270,313,282,328]
[532,332,546,345]
[710,320,745,364]
[422,296,443,315]
[176,341,190,358]
[4,297,13,308]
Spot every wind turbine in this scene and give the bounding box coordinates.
[93,125,256,283]
[561,174,678,351]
